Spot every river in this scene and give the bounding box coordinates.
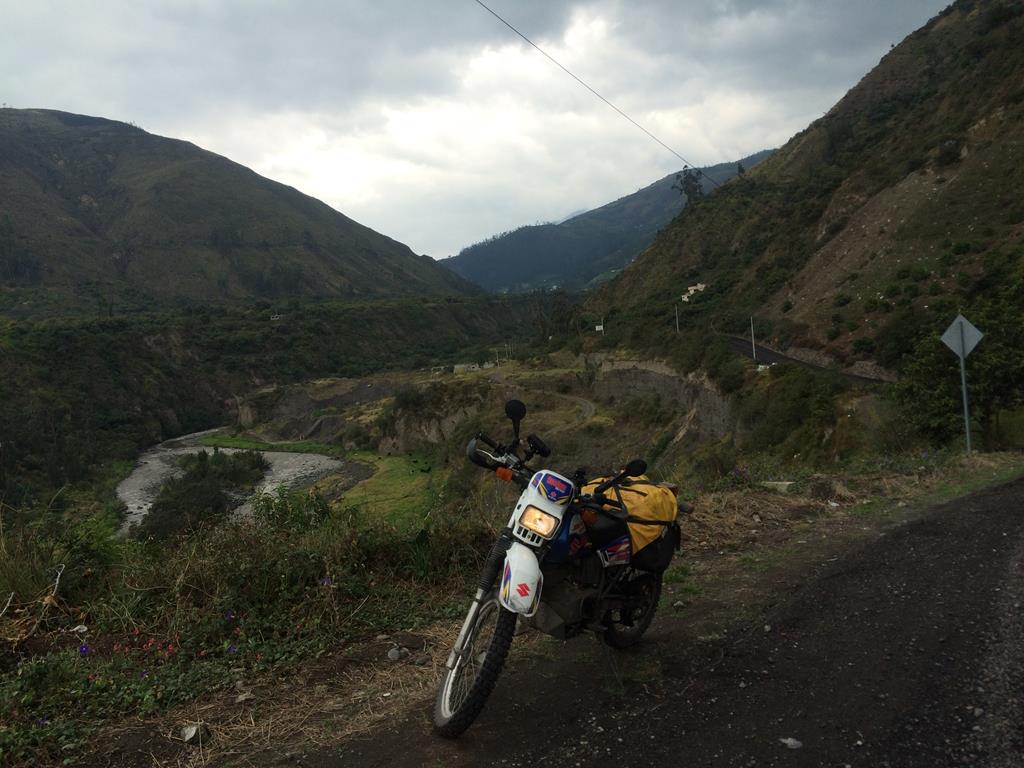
[116,428,345,533]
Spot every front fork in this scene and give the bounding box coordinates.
[444,528,514,671]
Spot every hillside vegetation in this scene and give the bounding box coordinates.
[588,0,1024,442]
[597,1,1023,344]
[0,294,569,501]
[442,151,771,293]
[0,109,475,316]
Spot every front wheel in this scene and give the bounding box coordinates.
[433,594,517,738]
[602,570,662,649]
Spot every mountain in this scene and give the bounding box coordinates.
[0,109,475,315]
[441,151,772,293]
[596,0,1024,366]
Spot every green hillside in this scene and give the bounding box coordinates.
[0,294,569,499]
[441,151,771,293]
[0,109,475,315]
[594,1,1023,363]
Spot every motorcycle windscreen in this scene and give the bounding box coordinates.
[498,542,543,617]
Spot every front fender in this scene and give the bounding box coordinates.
[499,541,543,617]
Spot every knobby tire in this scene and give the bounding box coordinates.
[602,570,662,649]
[433,598,517,738]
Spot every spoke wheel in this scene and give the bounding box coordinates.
[602,570,662,649]
[433,595,517,738]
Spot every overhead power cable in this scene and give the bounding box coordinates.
[473,0,719,187]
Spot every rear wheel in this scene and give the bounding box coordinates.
[602,570,662,649]
[433,594,517,738]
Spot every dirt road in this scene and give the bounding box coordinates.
[319,477,1024,768]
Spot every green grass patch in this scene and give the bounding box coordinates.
[662,562,703,598]
[341,452,445,530]
[852,451,1024,519]
[737,544,803,573]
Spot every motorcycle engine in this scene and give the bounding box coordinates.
[525,557,602,640]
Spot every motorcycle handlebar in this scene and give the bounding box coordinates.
[475,431,500,451]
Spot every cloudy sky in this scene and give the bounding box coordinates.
[2,0,948,257]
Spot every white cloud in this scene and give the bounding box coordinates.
[0,0,950,256]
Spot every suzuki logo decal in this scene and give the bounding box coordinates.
[516,583,530,597]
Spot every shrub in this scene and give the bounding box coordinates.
[852,337,876,354]
[834,293,852,307]
[737,365,847,459]
[910,266,930,282]
[134,450,269,540]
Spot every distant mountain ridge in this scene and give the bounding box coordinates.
[441,150,772,293]
[0,109,475,315]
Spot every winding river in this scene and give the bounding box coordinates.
[116,428,344,533]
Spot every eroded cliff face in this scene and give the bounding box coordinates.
[226,356,740,475]
[377,405,483,456]
[589,358,734,450]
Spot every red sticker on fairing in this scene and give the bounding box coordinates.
[516,583,530,597]
[538,473,573,504]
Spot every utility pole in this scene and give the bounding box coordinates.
[750,316,757,362]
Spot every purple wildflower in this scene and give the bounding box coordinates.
[78,643,90,656]
[139,670,149,680]
[320,576,332,587]
[228,644,238,654]
[225,610,235,621]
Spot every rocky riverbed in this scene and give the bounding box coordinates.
[116,429,348,532]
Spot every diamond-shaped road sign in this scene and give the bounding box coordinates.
[941,314,983,359]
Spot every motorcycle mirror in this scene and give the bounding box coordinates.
[505,399,526,423]
[505,399,526,441]
[625,458,647,477]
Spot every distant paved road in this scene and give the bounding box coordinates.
[725,335,888,384]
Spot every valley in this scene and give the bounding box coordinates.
[2,2,1024,766]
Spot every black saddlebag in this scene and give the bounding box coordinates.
[630,522,679,573]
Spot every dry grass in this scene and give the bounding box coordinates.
[97,620,464,766]
[83,453,1024,766]
[683,491,832,551]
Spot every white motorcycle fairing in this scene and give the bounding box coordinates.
[498,470,575,617]
[498,541,543,616]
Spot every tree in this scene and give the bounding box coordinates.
[895,275,1024,446]
[737,162,746,176]
[672,167,705,206]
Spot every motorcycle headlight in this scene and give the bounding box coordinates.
[518,505,559,539]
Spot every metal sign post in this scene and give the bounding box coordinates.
[940,314,983,453]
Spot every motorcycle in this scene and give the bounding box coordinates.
[433,399,686,737]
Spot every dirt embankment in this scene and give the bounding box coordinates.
[228,357,737,467]
[589,357,733,447]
